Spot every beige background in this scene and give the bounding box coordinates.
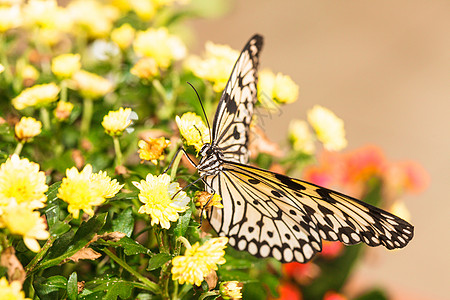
[189,1,450,299]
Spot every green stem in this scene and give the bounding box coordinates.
[170,149,183,181]
[198,291,219,300]
[152,79,168,102]
[60,80,68,102]
[0,35,13,85]
[103,248,160,294]
[113,136,123,167]
[40,107,51,130]
[13,142,24,156]
[25,214,73,275]
[80,97,93,137]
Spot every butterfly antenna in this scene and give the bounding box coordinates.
[187,82,212,144]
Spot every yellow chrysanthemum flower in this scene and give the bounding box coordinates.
[307,105,347,151]
[111,23,135,50]
[0,5,22,32]
[102,107,133,136]
[67,0,119,38]
[57,164,105,219]
[0,202,50,252]
[288,119,315,155]
[15,117,42,143]
[220,281,243,300]
[258,69,299,104]
[186,41,239,92]
[130,57,159,79]
[23,0,72,32]
[12,83,60,110]
[51,53,81,79]
[0,277,31,300]
[138,137,170,164]
[171,237,228,286]
[90,171,123,198]
[133,174,189,229]
[0,154,48,210]
[133,28,186,69]
[72,70,113,99]
[54,101,74,121]
[175,112,210,151]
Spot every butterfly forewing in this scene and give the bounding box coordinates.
[211,34,263,164]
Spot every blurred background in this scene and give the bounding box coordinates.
[189,1,449,299]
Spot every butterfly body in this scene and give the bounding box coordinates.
[195,34,413,263]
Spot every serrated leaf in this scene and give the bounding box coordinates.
[112,207,134,237]
[174,210,192,237]
[67,272,78,300]
[147,253,172,271]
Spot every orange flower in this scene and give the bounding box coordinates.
[282,262,320,285]
[384,161,429,195]
[342,145,386,184]
[319,241,343,259]
[323,291,347,300]
[275,283,302,300]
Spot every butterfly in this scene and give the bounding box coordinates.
[194,34,413,263]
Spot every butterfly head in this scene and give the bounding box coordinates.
[199,143,213,157]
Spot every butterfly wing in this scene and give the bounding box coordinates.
[211,34,263,164]
[206,162,414,263]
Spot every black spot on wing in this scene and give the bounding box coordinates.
[274,173,306,190]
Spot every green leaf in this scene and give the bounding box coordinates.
[34,275,67,299]
[355,288,389,300]
[83,278,149,299]
[67,272,78,300]
[112,206,134,237]
[37,214,107,271]
[44,182,62,229]
[174,210,192,237]
[96,236,150,256]
[147,253,172,271]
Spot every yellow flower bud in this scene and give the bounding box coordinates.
[51,53,81,78]
[15,117,42,142]
[72,70,113,99]
[130,57,159,79]
[101,107,133,136]
[54,101,74,121]
[111,23,135,49]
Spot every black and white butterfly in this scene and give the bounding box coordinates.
[194,34,413,263]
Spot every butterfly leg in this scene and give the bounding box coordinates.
[198,178,218,228]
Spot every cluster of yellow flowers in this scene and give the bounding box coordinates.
[289,105,348,153]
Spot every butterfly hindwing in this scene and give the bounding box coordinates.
[211,34,263,164]
[206,169,323,263]
[207,162,414,262]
